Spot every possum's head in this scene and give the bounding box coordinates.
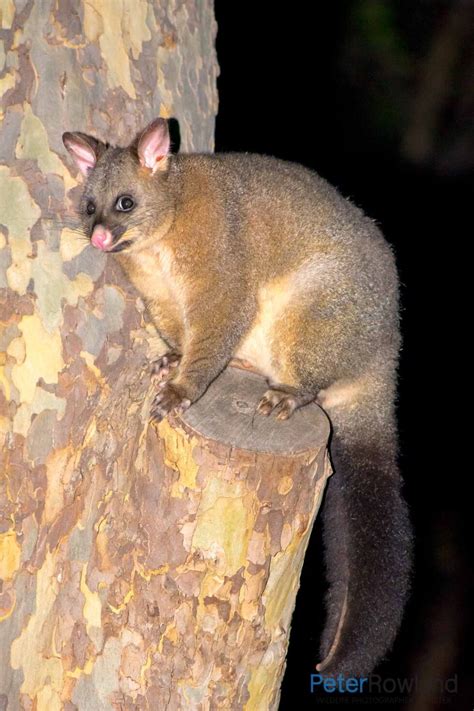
[62,118,174,253]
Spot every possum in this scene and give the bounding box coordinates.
[63,117,412,677]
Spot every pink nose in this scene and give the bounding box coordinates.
[91,225,113,251]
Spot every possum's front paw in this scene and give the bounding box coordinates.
[150,382,191,422]
[150,352,181,383]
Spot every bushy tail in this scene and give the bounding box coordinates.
[317,398,412,677]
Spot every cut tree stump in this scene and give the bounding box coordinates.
[157,368,332,709]
[1,366,331,710]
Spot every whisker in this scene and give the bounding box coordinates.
[41,216,86,231]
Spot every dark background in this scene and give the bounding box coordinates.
[214,1,473,709]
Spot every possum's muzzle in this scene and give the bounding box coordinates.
[90,224,131,252]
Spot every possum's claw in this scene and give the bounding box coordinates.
[151,352,181,383]
[257,387,315,420]
[150,382,191,421]
[257,390,297,420]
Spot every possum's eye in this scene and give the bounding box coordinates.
[115,195,135,212]
[86,201,96,215]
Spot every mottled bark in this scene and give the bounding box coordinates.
[1,1,215,708]
[0,2,332,709]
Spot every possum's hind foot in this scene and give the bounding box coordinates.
[257,387,314,420]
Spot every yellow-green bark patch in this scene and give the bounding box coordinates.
[13,386,66,436]
[32,241,94,331]
[60,227,89,261]
[0,530,21,581]
[192,479,257,575]
[158,419,199,497]
[10,550,63,700]
[0,0,15,29]
[0,166,40,294]
[16,105,67,175]
[80,563,102,635]
[0,70,15,99]
[83,0,147,98]
[11,314,64,403]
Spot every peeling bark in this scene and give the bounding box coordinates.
[0,3,331,709]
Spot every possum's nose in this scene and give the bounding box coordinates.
[91,225,113,251]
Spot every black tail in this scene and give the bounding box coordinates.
[317,403,412,677]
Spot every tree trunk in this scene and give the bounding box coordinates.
[0,3,332,709]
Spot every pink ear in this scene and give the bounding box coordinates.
[137,119,170,173]
[62,133,100,176]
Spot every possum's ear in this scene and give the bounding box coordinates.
[62,132,104,176]
[135,118,170,174]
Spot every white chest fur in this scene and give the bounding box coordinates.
[235,275,294,383]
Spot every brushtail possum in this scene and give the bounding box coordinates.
[63,118,412,677]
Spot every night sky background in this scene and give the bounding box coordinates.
[214,2,473,709]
